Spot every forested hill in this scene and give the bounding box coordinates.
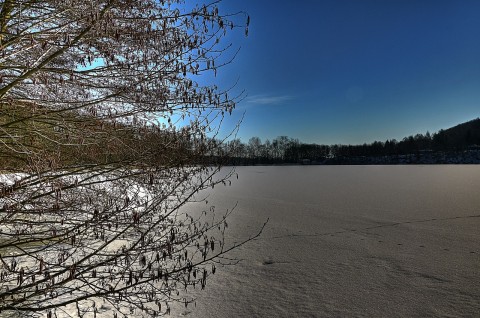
[222,118,480,165]
[434,118,480,150]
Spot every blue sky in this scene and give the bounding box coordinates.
[208,0,480,145]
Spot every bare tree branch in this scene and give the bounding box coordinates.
[0,1,253,317]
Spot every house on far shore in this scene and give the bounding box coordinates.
[300,159,311,165]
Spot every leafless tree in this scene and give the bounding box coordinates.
[0,0,259,317]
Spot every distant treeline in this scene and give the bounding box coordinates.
[221,118,480,164]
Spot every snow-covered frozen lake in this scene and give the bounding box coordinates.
[174,165,480,317]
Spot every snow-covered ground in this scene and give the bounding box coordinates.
[2,166,479,317]
[172,165,480,317]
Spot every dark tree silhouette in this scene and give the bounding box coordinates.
[222,118,480,165]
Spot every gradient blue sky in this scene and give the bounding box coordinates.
[212,0,480,145]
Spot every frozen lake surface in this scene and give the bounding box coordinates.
[174,165,480,317]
